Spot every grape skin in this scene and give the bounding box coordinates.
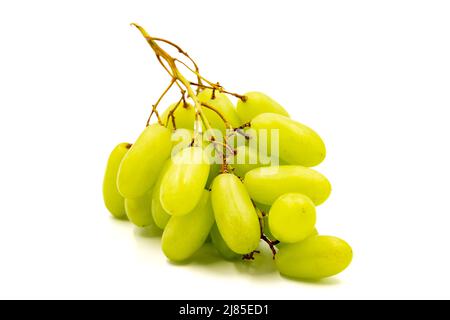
[162,190,214,262]
[161,102,195,130]
[197,89,241,133]
[251,113,326,167]
[275,236,353,279]
[151,161,172,230]
[210,224,239,260]
[160,147,210,216]
[269,193,316,243]
[244,166,332,206]
[236,91,290,124]
[125,190,155,227]
[211,173,260,254]
[103,143,130,219]
[117,124,172,199]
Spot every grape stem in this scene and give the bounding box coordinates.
[189,82,247,101]
[256,207,279,259]
[242,251,260,260]
[146,78,176,126]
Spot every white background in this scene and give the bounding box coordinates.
[0,0,449,300]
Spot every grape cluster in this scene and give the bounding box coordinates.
[102,24,352,281]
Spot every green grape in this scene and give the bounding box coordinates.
[161,102,195,130]
[244,166,331,206]
[103,143,131,219]
[210,224,239,260]
[160,147,210,216]
[275,236,353,279]
[151,161,172,230]
[125,190,154,227]
[236,91,290,124]
[161,190,214,262]
[230,145,271,178]
[251,113,326,167]
[117,124,172,198]
[211,173,260,254]
[269,193,316,243]
[197,89,241,133]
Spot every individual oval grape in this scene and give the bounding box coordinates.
[197,89,241,133]
[151,161,171,230]
[161,102,195,130]
[230,145,271,178]
[103,143,131,219]
[275,236,353,280]
[125,190,154,227]
[161,190,214,262]
[269,193,316,243]
[211,173,260,254]
[236,91,290,124]
[117,124,172,198]
[251,113,326,167]
[160,147,210,216]
[210,224,239,260]
[244,166,331,206]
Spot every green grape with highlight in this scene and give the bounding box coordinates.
[160,147,210,216]
[161,102,195,130]
[275,236,353,279]
[269,193,316,243]
[103,143,131,219]
[244,166,331,206]
[236,91,289,124]
[117,124,172,198]
[210,224,239,260]
[125,190,154,227]
[197,89,241,133]
[161,190,214,262]
[151,161,171,230]
[251,113,326,167]
[211,173,260,254]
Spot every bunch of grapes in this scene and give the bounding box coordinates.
[102,24,352,281]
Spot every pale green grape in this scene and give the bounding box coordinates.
[269,193,316,243]
[103,143,131,219]
[151,161,171,230]
[197,89,241,133]
[125,190,154,227]
[244,166,331,206]
[211,173,260,254]
[117,124,172,198]
[275,236,353,279]
[161,102,195,130]
[210,224,239,260]
[236,91,290,124]
[230,145,271,178]
[161,190,214,262]
[251,113,326,167]
[160,147,210,216]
